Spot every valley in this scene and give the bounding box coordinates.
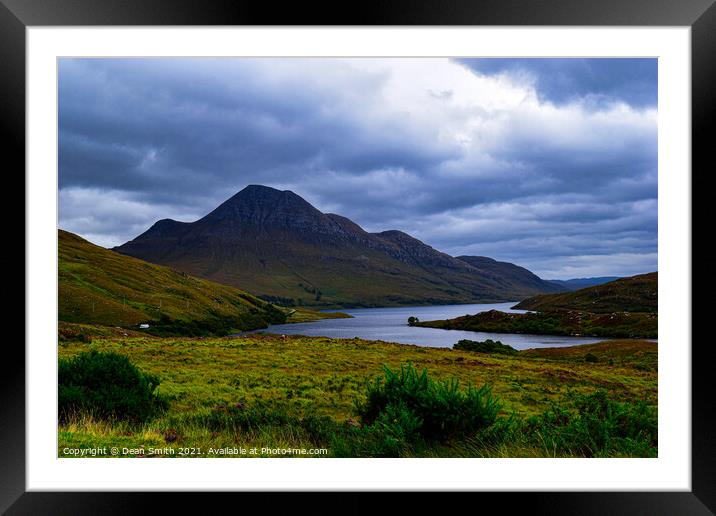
[56,192,659,459]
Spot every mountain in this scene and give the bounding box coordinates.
[59,229,288,336]
[513,272,658,313]
[456,256,565,295]
[114,185,563,307]
[548,276,621,291]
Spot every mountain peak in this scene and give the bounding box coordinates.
[204,184,312,217]
[194,184,346,238]
[224,184,297,204]
[244,184,278,192]
[240,184,291,196]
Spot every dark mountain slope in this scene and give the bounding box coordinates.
[457,256,565,296]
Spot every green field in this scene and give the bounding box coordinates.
[58,333,657,458]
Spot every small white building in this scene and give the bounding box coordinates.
[139,323,150,329]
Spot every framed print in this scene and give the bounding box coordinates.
[5,0,713,513]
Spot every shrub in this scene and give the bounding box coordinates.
[453,339,517,355]
[584,353,599,363]
[356,363,500,444]
[527,390,657,457]
[407,316,419,326]
[58,350,168,423]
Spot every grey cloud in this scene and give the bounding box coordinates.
[456,58,657,108]
[58,58,657,278]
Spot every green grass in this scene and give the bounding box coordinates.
[58,334,657,458]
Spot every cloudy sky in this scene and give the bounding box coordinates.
[58,58,657,279]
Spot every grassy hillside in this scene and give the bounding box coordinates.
[417,273,658,339]
[514,272,657,313]
[59,229,293,336]
[416,309,657,339]
[520,339,656,366]
[58,334,656,457]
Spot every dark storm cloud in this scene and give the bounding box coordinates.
[59,58,657,278]
[456,58,657,108]
[59,59,452,197]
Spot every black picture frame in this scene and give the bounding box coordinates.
[5,0,712,513]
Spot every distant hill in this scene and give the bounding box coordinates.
[513,272,657,314]
[415,309,657,339]
[548,277,621,291]
[415,310,658,339]
[457,256,565,295]
[114,185,561,307]
[416,272,658,338]
[59,229,288,336]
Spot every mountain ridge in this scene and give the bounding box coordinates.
[456,255,564,295]
[547,276,622,291]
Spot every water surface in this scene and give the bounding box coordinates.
[248,302,611,350]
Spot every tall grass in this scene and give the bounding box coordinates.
[526,390,657,457]
[57,343,657,458]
